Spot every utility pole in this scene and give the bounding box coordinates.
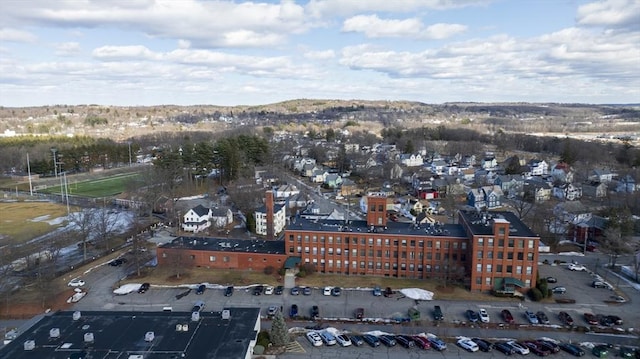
[128,141,132,167]
[51,148,58,178]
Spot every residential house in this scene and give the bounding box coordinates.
[339,178,359,197]
[182,204,212,233]
[494,174,525,198]
[292,157,316,173]
[582,181,608,199]
[481,156,498,170]
[412,174,433,192]
[301,163,319,177]
[310,169,328,183]
[553,183,582,201]
[461,168,475,182]
[553,201,591,224]
[527,159,549,176]
[443,175,467,196]
[430,159,448,175]
[400,153,424,167]
[210,207,233,228]
[344,143,360,153]
[467,185,503,209]
[615,174,637,193]
[590,169,618,183]
[274,184,300,198]
[285,192,310,209]
[324,173,343,188]
[431,178,449,197]
[524,178,552,202]
[550,162,574,183]
[254,193,287,237]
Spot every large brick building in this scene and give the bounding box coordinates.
[157,195,539,292]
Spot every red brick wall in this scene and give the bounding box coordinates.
[157,247,287,271]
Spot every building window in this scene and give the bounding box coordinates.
[526,266,532,275]
[353,262,357,269]
[369,238,374,245]
[304,235,309,243]
[368,261,374,269]
[410,240,415,247]
[336,260,341,268]
[328,260,333,267]
[508,239,514,247]
[427,241,433,248]
[393,263,398,269]
[328,236,333,244]
[418,252,423,260]
[328,248,333,255]
[321,248,325,255]
[305,247,310,253]
[360,261,365,269]
[401,263,406,270]
[499,228,505,235]
[525,279,531,287]
[517,252,523,260]
[409,252,415,259]
[312,236,317,243]
[376,262,382,269]
[360,249,366,256]
[488,238,494,246]
[518,240,524,248]
[401,252,407,259]
[190,255,195,260]
[426,264,432,272]
[527,253,534,261]
[312,248,317,255]
[436,241,441,249]
[434,265,440,272]
[461,242,467,250]
[353,249,357,257]
[435,253,441,260]
[376,250,382,257]
[320,236,325,243]
[477,251,483,259]
[223,256,230,262]
[453,242,458,249]
[384,262,390,269]
[486,264,492,272]
[297,235,302,243]
[289,247,294,253]
[478,237,484,246]
[476,277,482,285]
[485,277,491,286]
[394,240,399,246]
[336,237,342,244]
[419,240,424,247]
[497,252,503,259]
[497,264,503,272]
[409,263,415,270]
[288,235,294,242]
[528,240,534,249]
[248,257,252,262]
[507,252,513,260]
[476,264,482,272]
[498,239,504,247]
[516,265,522,274]
[418,264,423,271]
[377,238,382,246]
[385,239,390,246]
[336,248,341,255]
[162,252,167,258]
[506,265,512,273]
[209,256,216,262]
[385,250,390,258]
[487,251,494,259]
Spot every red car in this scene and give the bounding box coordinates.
[524,341,551,356]
[558,311,574,325]
[411,336,431,350]
[584,312,599,325]
[502,309,515,324]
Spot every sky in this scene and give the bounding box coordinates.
[0,0,638,107]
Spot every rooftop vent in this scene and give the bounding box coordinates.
[144,331,155,342]
[49,328,60,339]
[128,355,144,359]
[84,332,94,343]
[191,311,200,322]
[73,311,81,321]
[175,323,189,332]
[23,340,35,351]
[222,309,231,320]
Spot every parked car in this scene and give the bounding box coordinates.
[302,287,312,296]
[552,286,566,294]
[264,286,274,295]
[597,314,615,326]
[290,286,300,296]
[523,341,551,356]
[349,335,364,347]
[584,312,599,325]
[545,276,557,283]
[457,338,479,352]
[224,286,234,297]
[433,305,444,320]
[606,315,623,325]
[502,309,515,324]
[396,335,415,348]
[331,286,342,296]
[383,286,393,297]
[372,286,382,296]
[506,341,530,355]
[306,332,323,347]
[472,337,493,352]
[191,300,205,312]
[310,305,319,319]
[618,346,635,358]
[536,311,550,324]
[378,335,397,347]
[335,334,352,347]
[267,306,278,317]
[592,344,609,358]
[109,258,126,266]
[196,284,206,295]
[252,285,263,295]
[525,310,539,324]
[362,334,380,347]
[411,335,431,349]
[274,285,284,295]
[354,308,364,320]
[289,304,298,318]
[494,342,516,355]
[560,343,585,357]
[428,336,447,351]
[592,280,613,289]
[138,282,150,294]
[568,263,587,271]
[323,286,332,296]
[68,278,85,287]
[535,340,560,353]
[478,308,490,323]
[466,309,479,322]
[559,311,574,325]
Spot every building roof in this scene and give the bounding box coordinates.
[191,204,210,217]
[161,237,286,255]
[0,309,259,359]
[458,210,538,237]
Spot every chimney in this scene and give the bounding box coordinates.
[366,195,387,228]
[265,190,274,240]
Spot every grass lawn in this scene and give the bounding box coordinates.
[0,201,75,245]
[128,266,512,302]
[40,173,138,198]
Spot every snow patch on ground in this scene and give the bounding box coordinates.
[46,216,67,225]
[399,288,434,300]
[30,215,51,222]
[113,283,142,295]
[363,330,392,336]
[557,251,585,256]
[176,194,207,201]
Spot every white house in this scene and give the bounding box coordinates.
[400,153,424,167]
[254,203,286,237]
[182,204,212,233]
[210,207,233,228]
[527,159,549,176]
[274,184,300,198]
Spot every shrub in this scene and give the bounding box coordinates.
[529,288,543,301]
[277,267,286,276]
[300,263,317,275]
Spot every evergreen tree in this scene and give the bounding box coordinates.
[269,310,289,346]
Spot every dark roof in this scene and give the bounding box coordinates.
[458,210,538,237]
[161,237,286,255]
[284,256,301,269]
[288,217,468,238]
[0,309,259,359]
[191,204,210,217]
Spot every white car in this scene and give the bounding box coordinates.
[457,338,479,352]
[319,331,337,346]
[323,286,332,296]
[507,341,530,355]
[264,286,274,295]
[568,263,587,271]
[335,334,352,347]
[478,308,490,323]
[306,332,323,347]
[68,278,85,287]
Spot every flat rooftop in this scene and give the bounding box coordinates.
[161,237,286,254]
[0,308,259,359]
[287,218,469,238]
[459,210,538,237]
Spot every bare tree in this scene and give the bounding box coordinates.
[601,227,632,269]
[68,209,96,261]
[94,206,121,252]
[505,197,535,221]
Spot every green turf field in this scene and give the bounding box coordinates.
[40,173,138,197]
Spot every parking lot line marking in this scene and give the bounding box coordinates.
[286,340,306,353]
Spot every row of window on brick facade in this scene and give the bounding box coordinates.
[476,277,532,287]
[477,237,536,249]
[303,259,459,272]
[288,247,467,261]
[476,263,533,275]
[477,251,535,261]
[288,235,469,249]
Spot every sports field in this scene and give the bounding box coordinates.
[0,201,74,245]
[40,172,138,198]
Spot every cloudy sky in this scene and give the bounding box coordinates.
[0,0,638,107]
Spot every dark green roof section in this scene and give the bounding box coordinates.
[284,256,301,269]
[493,277,525,293]
[504,277,525,287]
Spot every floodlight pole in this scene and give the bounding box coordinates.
[51,148,58,178]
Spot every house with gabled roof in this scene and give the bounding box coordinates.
[430,159,447,175]
[524,178,552,202]
[340,178,359,197]
[310,169,328,183]
[399,153,424,167]
[324,173,343,188]
[293,157,316,173]
[553,183,582,201]
[182,204,212,233]
[615,174,637,193]
[494,174,524,198]
[582,181,608,198]
[275,184,300,198]
[467,185,503,209]
[550,162,574,183]
[527,159,549,176]
[590,168,618,183]
[210,207,234,228]
[481,156,498,170]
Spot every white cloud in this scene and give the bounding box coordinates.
[307,0,490,18]
[423,23,468,40]
[342,15,466,39]
[577,0,640,30]
[304,49,336,60]
[92,45,159,61]
[0,28,37,42]
[54,42,81,57]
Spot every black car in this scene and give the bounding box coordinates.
[331,287,342,296]
[536,311,550,324]
[396,335,415,348]
[560,343,585,357]
[494,342,516,355]
[274,285,284,295]
[109,259,123,267]
[310,305,319,319]
[253,285,263,295]
[349,335,364,347]
[536,340,560,353]
[138,282,150,294]
[472,337,493,352]
[196,284,206,295]
[546,276,557,283]
[362,334,380,347]
[378,335,397,347]
[466,309,479,322]
[224,286,234,297]
[607,315,623,325]
[289,304,298,318]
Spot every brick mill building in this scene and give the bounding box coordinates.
[157,194,539,292]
